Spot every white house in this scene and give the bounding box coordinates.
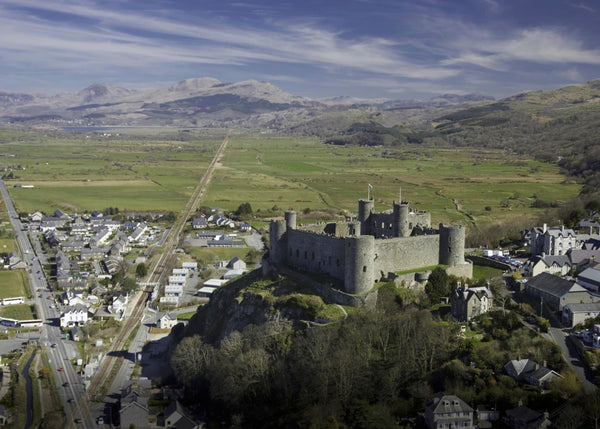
[159,295,179,305]
[156,312,178,329]
[165,284,184,296]
[227,256,247,271]
[60,305,88,328]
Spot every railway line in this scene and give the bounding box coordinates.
[86,136,228,401]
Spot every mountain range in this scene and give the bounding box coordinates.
[0,78,493,130]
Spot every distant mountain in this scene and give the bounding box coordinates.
[0,78,494,130]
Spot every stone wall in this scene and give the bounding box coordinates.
[286,229,346,281]
[374,235,440,276]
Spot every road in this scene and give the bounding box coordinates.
[0,179,95,428]
[547,327,597,393]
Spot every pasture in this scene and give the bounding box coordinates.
[0,303,36,320]
[0,129,580,230]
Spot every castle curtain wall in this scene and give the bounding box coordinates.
[286,230,346,281]
[374,235,440,275]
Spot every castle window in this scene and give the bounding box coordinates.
[289,249,292,256]
[363,266,366,272]
[304,251,307,259]
[328,256,331,265]
[312,252,315,260]
[296,249,299,258]
[337,259,340,267]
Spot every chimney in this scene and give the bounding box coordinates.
[543,223,547,233]
[561,225,565,232]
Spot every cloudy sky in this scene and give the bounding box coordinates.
[1,0,599,99]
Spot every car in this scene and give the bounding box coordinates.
[63,381,69,387]
[68,398,74,402]
[97,417,104,424]
[58,366,64,371]
[74,418,82,424]
[51,343,56,348]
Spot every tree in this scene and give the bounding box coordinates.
[425,267,450,304]
[135,263,148,278]
[236,202,253,217]
[122,277,137,294]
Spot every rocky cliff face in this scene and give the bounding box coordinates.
[183,270,329,344]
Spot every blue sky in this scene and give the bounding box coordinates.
[1,0,600,99]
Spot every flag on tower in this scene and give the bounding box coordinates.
[368,184,373,189]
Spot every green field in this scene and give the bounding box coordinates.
[0,129,581,230]
[0,303,36,320]
[0,238,17,254]
[0,270,29,299]
[182,247,252,267]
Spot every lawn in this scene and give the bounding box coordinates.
[472,264,505,281]
[182,247,253,267]
[0,270,29,299]
[0,303,36,320]
[0,238,17,254]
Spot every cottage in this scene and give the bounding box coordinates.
[577,267,600,292]
[156,313,178,330]
[504,358,561,388]
[424,393,474,429]
[227,256,247,271]
[191,217,208,229]
[164,400,203,429]
[119,391,150,429]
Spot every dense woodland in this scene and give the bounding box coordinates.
[169,273,599,429]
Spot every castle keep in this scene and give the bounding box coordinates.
[269,198,472,294]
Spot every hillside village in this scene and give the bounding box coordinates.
[4,194,600,428]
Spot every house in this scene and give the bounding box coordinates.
[0,404,7,425]
[160,295,179,305]
[523,254,571,277]
[524,272,597,312]
[182,262,198,270]
[530,224,578,256]
[227,256,247,271]
[504,359,561,388]
[197,286,217,298]
[203,279,228,287]
[566,248,600,274]
[28,211,43,222]
[191,217,207,229]
[60,305,88,328]
[577,267,600,292]
[156,313,178,330]
[119,391,150,429]
[476,405,499,429]
[562,302,600,327]
[239,223,252,232]
[164,400,203,429]
[503,404,551,429]
[424,393,474,429]
[450,284,492,322]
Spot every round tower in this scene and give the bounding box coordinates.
[285,210,296,230]
[269,220,287,264]
[393,202,410,237]
[344,235,375,294]
[439,223,465,266]
[358,199,374,235]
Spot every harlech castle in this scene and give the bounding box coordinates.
[269,196,472,295]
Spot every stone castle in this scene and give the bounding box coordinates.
[269,197,472,295]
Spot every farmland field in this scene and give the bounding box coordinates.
[0,129,580,230]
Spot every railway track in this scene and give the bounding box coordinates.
[86,136,228,400]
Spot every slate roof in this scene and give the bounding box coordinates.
[428,393,473,415]
[563,302,600,313]
[526,272,575,298]
[539,255,571,268]
[504,359,537,377]
[505,406,544,425]
[579,268,600,285]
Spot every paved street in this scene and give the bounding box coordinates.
[547,327,597,393]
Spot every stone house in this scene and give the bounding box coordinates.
[164,400,203,428]
[562,302,600,327]
[530,224,577,256]
[424,393,474,429]
[156,313,178,330]
[450,284,492,322]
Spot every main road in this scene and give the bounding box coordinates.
[0,134,228,428]
[0,179,95,428]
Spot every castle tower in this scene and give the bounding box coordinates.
[393,201,410,237]
[344,235,375,294]
[285,210,297,230]
[269,220,287,264]
[348,220,361,236]
[439,223,465,266]
[358,199,374,236]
